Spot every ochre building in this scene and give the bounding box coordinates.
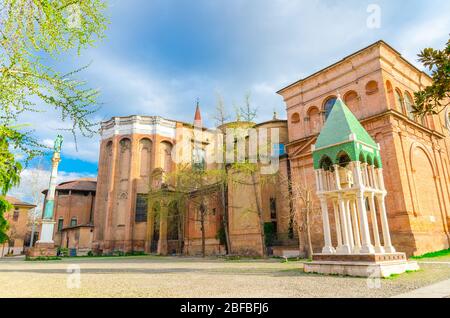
[2,196,36,256]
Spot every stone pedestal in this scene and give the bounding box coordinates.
[27,243,57,258]
[304,253,419,278]
[27,220,57,258]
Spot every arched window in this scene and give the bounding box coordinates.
[160,141,173,173]
[404,91,415,121]
[119,138,131,180]
[386,80,395,110]
[374,157,381,169]
[291,112,300,124]
[319,155,333,171]
[394,89,404,113]
[337,151,351,167]
[365,81,379,95]
[359,152,366,163]
[343,91,359,113]
[307,107,321,134]
[139,138,152,177]
[323,96,337,120]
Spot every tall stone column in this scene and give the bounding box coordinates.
[376,168,386,191]
[352,161,363,186]
[157,202,169,255]
[336,194,351,254]
[368,192,384,253]
[333,165,341,190]
[319,196,335,254]
[369,165,378,189]
[38,135,63,244]
[361,163,369,187]
[345,199,355,251]
[350,200,361,253]
[333,200,342,249]
[315,170,321,192]
[376,194,396,253]
[356,191,375,254]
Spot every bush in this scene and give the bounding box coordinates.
[57,247,69,257]
[125,251,146,256]
[112,250,125,256]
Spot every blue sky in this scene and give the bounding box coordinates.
[10,0,450,202]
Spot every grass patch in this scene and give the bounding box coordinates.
[25,256,61,261]
[384,273,400,279]
[405,269,421,274]
[384,269,421,279]
[61,250,149,259]
[271,256,304,263]
[222,255,263,262]
[410,248,450,259]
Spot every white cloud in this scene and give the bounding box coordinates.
[7,167,96,217]
[395,13,450,69]
[14,0,450,167]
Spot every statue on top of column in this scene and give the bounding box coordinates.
[53,134,63,153]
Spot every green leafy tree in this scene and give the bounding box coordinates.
[0,0,108,241]
[413,36,450,116]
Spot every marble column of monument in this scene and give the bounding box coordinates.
[29,135,63,257]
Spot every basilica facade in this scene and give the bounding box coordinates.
[63,40,450,257]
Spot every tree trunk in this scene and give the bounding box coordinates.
[29,221,36,248]
[200,211,205,258]
[251,172,267,257]
[1,243,5,258]
[296,224,305,257]
[306,210,313,259]
[305,192,314,259]
[177,212,183,254]
[221,182,231,254]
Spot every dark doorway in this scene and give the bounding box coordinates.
[151,216,159,253]
[150,202,160,253]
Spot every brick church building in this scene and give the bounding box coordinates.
[46,40,450,257]
[278,40,450,256]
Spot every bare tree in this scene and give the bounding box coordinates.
[278,171,318,259]
[240,92,258,122]
[213,94,232,254]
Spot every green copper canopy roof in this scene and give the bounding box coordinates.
[315,98,377,149]
[312,98,382,169]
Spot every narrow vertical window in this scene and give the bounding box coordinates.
[135,194,148,222]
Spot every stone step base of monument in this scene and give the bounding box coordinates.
[27,243,57,258]
[304,253,419,278]
[312,252,407,262]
